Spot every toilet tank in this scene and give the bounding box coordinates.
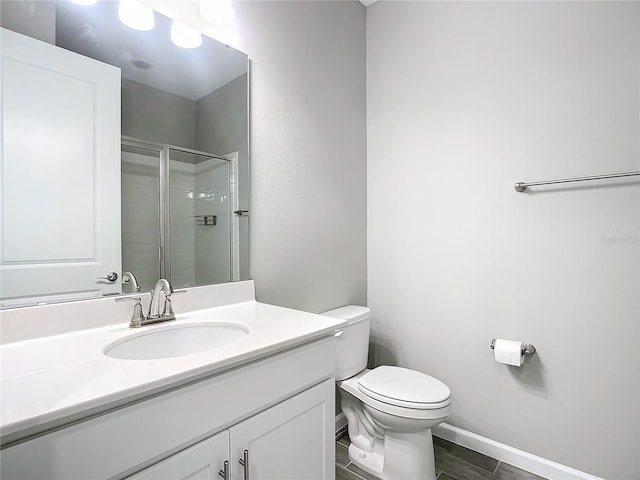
[322,305,371,381]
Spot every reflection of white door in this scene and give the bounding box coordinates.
[0,28,121,307]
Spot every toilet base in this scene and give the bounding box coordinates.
[348,443,384,478]
[348,429,437,480]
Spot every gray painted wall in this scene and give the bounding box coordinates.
[0,1,55,44]
[121,78,196,149]
[367,2,639,479]
[230,1,368,311]
[196,74,248,166]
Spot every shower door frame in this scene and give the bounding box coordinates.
[121,136,233,286]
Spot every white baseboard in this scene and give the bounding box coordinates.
[335,414,603,480]
[432,423,603,480]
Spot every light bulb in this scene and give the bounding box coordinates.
[171,21,202,49]
[118,0,155,31]
[200,0,233,25]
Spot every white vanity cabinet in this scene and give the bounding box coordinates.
[228,379,332,480]
[130,379,334,480]
[1,338,336,480]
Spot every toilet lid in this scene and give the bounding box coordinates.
[358,366,451,409]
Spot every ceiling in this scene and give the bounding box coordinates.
[55,1,247,101]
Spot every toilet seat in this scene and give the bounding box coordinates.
[340,370,452,421]
[358,366,451,410]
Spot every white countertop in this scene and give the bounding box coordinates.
[0,300,345,444]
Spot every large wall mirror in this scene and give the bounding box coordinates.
[0,0,249,308]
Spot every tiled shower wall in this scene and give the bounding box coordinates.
[121,152,160,292]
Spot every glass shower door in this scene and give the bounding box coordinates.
[168,148,231,288]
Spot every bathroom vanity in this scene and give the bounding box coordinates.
[0,282,344,479]
[0,6,341,479]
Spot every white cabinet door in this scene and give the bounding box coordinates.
[229,379,335,480]
[128,431,230,480]
[0,28,121,307]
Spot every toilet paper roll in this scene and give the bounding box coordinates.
[493,339,524,367]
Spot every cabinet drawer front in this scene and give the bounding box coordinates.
[1,338,334,480]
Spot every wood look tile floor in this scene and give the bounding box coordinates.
[335,432,548,480]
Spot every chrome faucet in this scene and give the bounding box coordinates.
[148,278,175,321]
[116,278,185,328]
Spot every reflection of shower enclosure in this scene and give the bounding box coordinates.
[121,138,234,291]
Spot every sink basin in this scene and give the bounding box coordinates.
[104,322,250,360]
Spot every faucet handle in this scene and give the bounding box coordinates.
[162,289,186,319]
[163,296,175,318]
[116,296,146,328]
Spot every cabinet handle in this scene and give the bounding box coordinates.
[238,449,249,480]
[218,460,229,480]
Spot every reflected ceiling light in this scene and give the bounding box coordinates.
[200,0,234,25]
[118,0,155,31]
[171,21,202,49]
[69,0,98,5]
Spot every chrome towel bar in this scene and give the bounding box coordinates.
[514,170,640,192]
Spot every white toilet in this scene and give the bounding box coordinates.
[324,306,451,480]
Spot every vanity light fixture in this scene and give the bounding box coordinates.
[200,0,234,25]
[118,0,155,31]
[170,21,202,49]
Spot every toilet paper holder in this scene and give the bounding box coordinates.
[490,338,536,357]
